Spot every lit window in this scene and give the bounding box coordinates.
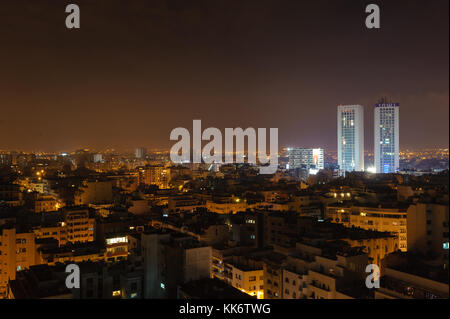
[112,290,121,297]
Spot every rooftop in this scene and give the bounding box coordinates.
[178,278,255,299]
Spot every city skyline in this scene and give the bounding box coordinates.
[0,0,448,152]
[0,1,448,303]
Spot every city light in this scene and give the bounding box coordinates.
[367,166,376,173]
[0,1,447,306]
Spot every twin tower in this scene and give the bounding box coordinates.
[337,99,400,174]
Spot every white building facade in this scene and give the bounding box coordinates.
[374,101,399,173]
[337,105,364,172]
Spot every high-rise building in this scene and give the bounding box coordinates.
[337,105,364,172]
[135,147,147,159]
[286,148,324,171]
[374,99,399,173]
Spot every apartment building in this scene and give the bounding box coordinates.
[141,166,171,189]
[141,228,211,298]
[326,205,408,251]
[63,208,95,244]
[33,194,59,213]
[8,261,144,299]
[220,254,265,299]
[0,225,37,298]
[407,202,449,268]
[33,223,67,246]
[168,195,205,213]
[206,196,247,214]
[376,252,449,299]
[74,179,113,205]
[264,242,370,299]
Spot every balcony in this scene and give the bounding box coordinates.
[310,280,330,292]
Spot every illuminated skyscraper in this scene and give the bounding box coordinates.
[374,99,399,173]
[337,104,364,172]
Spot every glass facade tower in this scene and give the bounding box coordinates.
[337,105,364,172]
[374,100,399,173]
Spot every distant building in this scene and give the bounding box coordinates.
[141,166,171,189]
[63,208,95,244]
[337,105,364,172]
[33,194,58,213]
[206,196,247,214]
[0,153,12,166]
[374,99,400,173]
[286,148,324,174]
[93,154,103,163]
[74,179,113,205]
[135,147,147,159]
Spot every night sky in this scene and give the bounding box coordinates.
[0,0,448,153]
